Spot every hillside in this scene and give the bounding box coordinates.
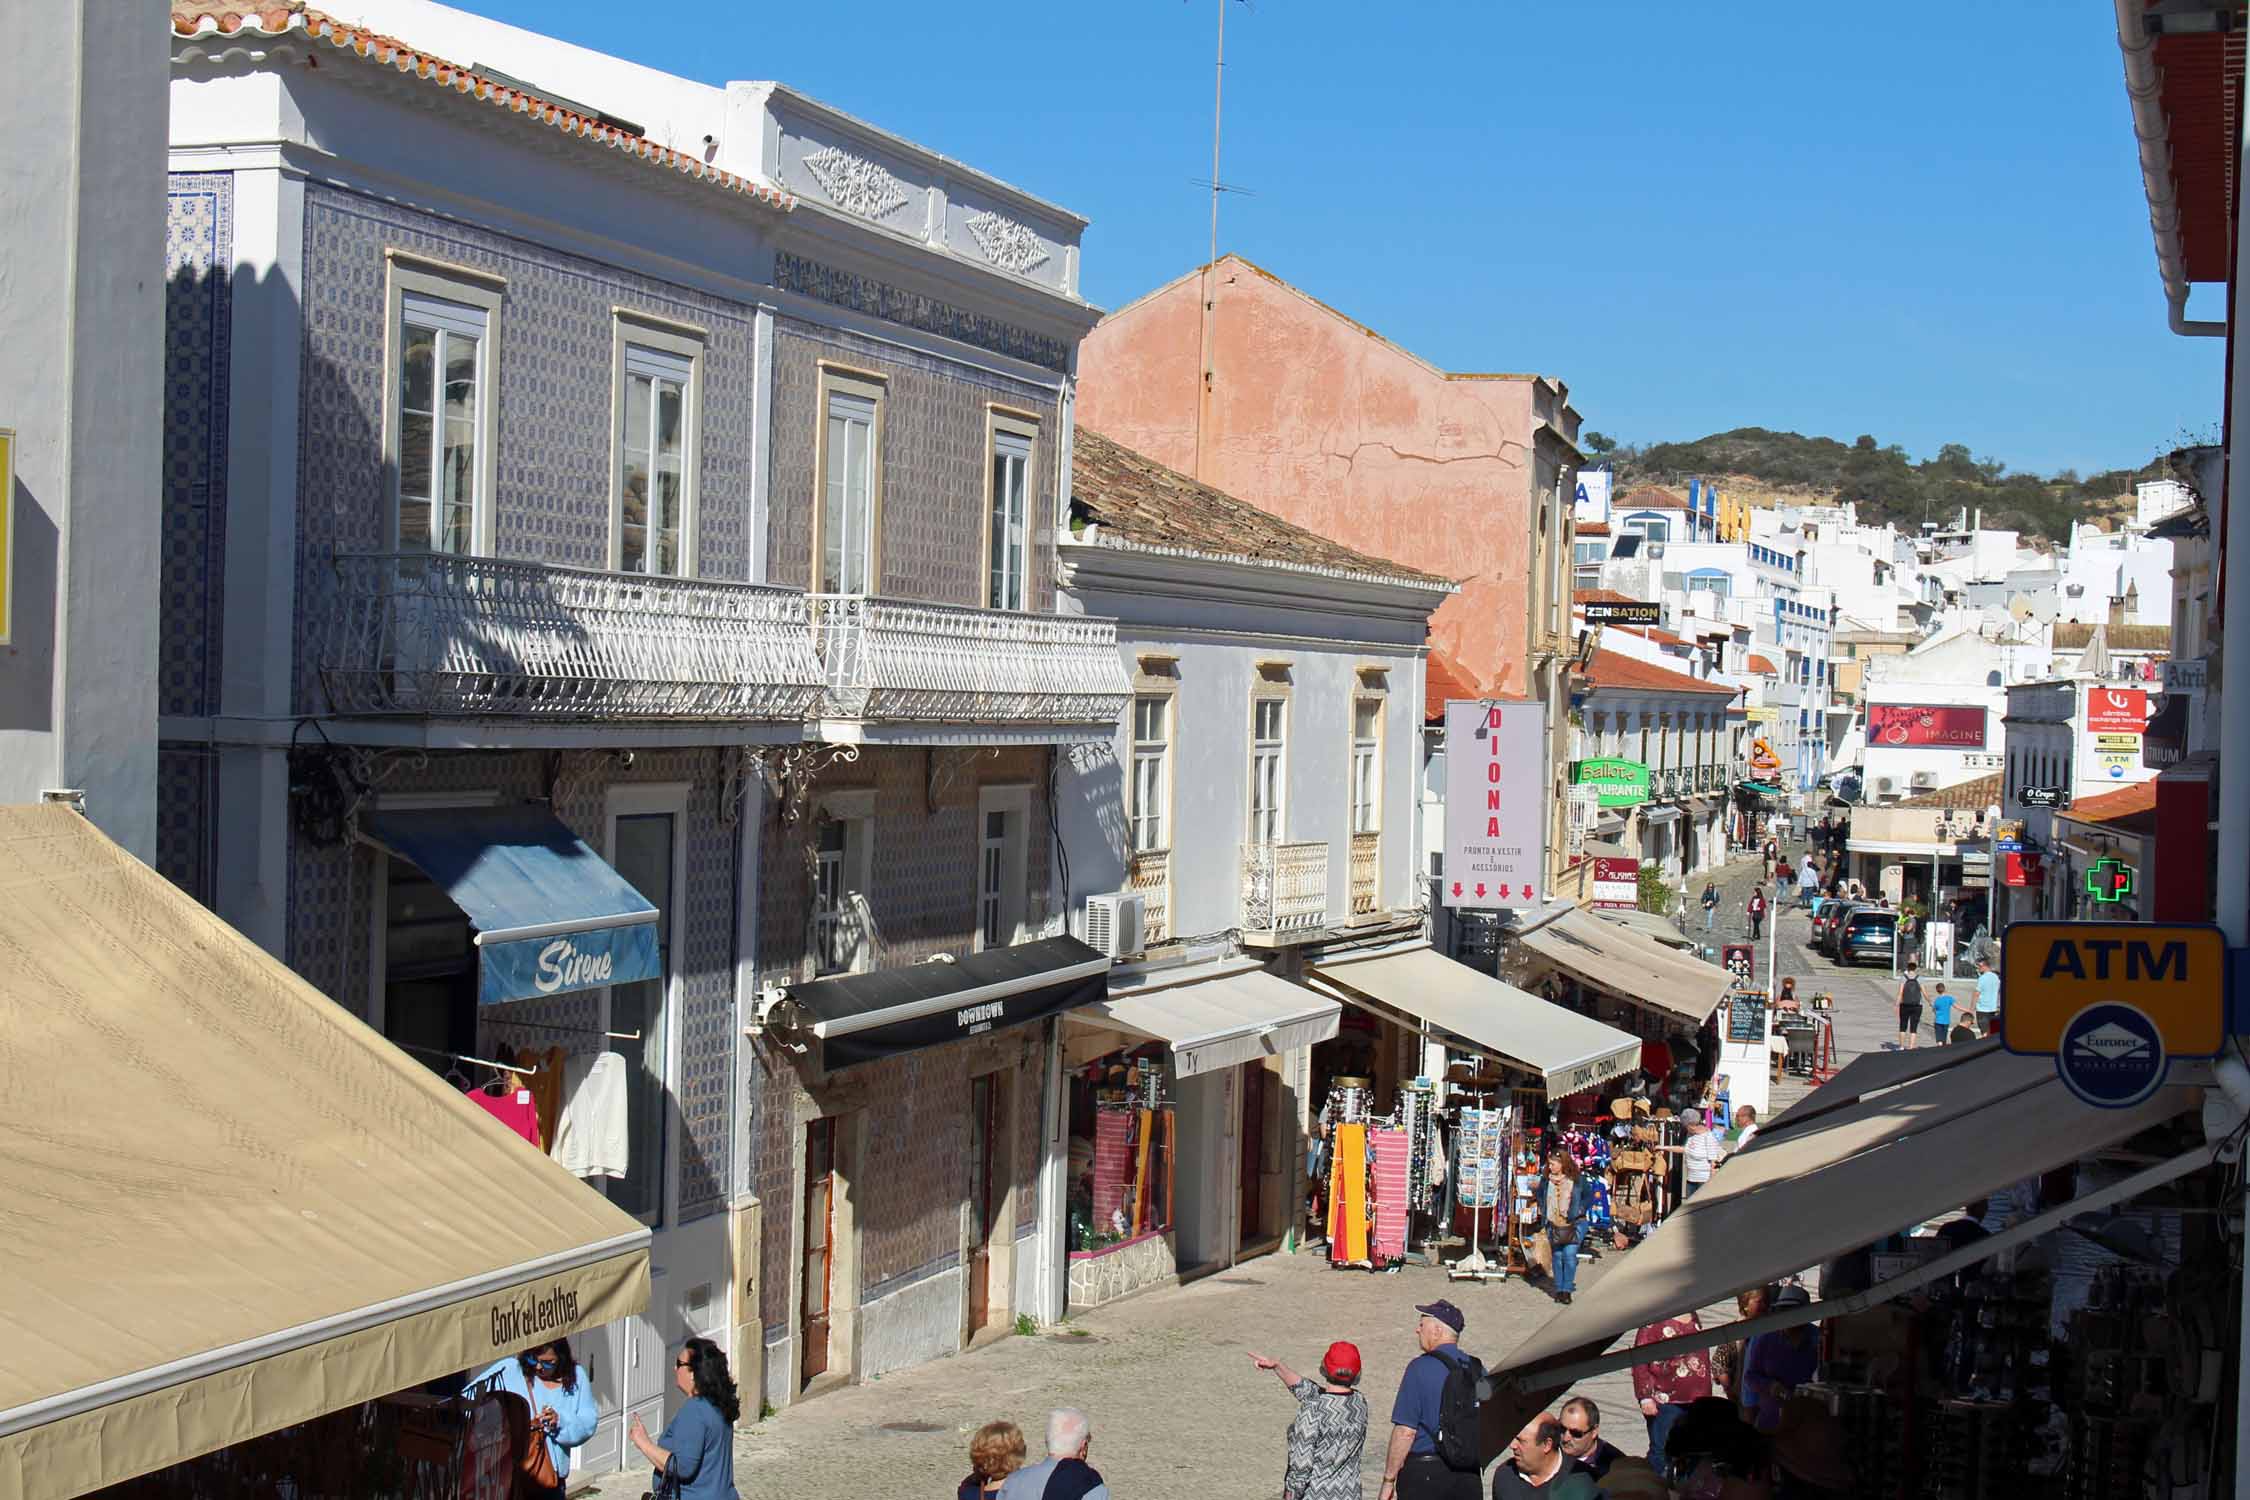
[1601,427,2170,542]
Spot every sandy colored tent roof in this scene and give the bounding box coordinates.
[1897,771,2003,810]
[1072,427,1453,589]
[2053,622,2172,652]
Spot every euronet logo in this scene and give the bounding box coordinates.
[490,1282,582,1347]
[2070,1022,2152,1063]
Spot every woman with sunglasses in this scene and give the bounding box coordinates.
[473,1339,596,1499]
[628,1337,740,1498]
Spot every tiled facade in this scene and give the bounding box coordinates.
[161,173,232,719]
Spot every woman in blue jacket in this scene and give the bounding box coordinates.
[1535,1151,1598,1305]
[475,1338,598,1499]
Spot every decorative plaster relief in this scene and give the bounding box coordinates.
[803,145,910,221]
[773,252,1071,374]
[964,210,1050,276]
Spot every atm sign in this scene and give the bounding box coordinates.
[2000,922,2226,1058]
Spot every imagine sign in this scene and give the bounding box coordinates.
[1869,703,1987,749]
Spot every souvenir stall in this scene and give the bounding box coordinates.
[1318,1074,1447,1270]
[1065,1043,1174,1256]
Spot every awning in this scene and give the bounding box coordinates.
[0,806,649,1499]
[1639,805,1682,825]
[1307,945,1642,1096]
[1739,780,1784,798]
[1762,1034,2003,1134]
[2144,694,2188,764]
[360,805,659,1004]
[1078,968,1340,1079]
[780,936,1110,1071]
[1593,907,1700,952]
[1516,907,1730,1025]
[1488,1054,2200,1393]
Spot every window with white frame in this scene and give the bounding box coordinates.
[1351,698,1382,833]
[393,290,492,554]
[987,413,1036,610]
[1130,695,1170,853]
[818,369,884,594]
[975,785,1032,952]
[812,796,874,976]
[1250,696,1287,843]
[615,330,699,577]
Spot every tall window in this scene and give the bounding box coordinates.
[1131,696,1170,853]
[818,374,884,593]
[1351,698,1381,833]
[812,810,872,975]
[1250,697,1286,843]
[987,420,1034,610]
[618,341,695,576]
[979,810,1009,948]
[395,292,488,554]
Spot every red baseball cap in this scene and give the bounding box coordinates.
[1322,1341,1363,1380]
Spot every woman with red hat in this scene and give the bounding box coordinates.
[1248,1342,1370,1500]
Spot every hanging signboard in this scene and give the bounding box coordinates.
[1590,856,1641,909]
[1868,703,1987,749]
[1565,783,1600,854]
[1573,757,1651,807]
[1744,706,1780,724]
[1749,738,1783,774]
[2083,687,2149,735]
[1572,469,1613,525]
[1581,600,1660,626]
[2090,731,2142,781]
[1442,699,1547,909]
[2017,787,2069,809]
[2000,921,2227,1108]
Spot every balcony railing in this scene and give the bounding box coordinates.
[1128,848,1171,945]
[809,594,1132,726]
[1349,831,1380,916]
[317,552,825,721]
[1242,840,1330,935]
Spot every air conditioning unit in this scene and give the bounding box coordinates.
[1911,771,1937,788]
[1082,892,1145,960]
[1875,776,1897,795]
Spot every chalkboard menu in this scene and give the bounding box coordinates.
[1726,991,1770,1044]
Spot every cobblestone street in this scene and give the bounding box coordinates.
[585,844,1917,1498]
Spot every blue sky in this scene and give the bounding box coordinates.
[478,1,2220,478]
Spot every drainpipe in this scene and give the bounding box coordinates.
[2115,0,2227,336]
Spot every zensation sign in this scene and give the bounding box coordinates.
[1441,699,1546,910]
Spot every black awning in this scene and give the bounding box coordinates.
[784,936,1110,1071]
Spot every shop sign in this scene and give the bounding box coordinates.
[1591,856,1640,909]
[2084,858,2136,904]
[1572,469,1613,524]
[1721,943,1755,984]
[1581,599,1660,625]
[2000,922,2226,1078]
[1993,819,2027,843]
[1442,699,1546,909]
[480,919,663,1005]
[2003,850,2043,887]
[1744,706,1779,724]
[1565,783,1600,854]
[2018,787,2069,809]
[1868,703,1987,749]
[1749,737,1782,774]
[1573,757,1651,808]
[2084,687,2149,735]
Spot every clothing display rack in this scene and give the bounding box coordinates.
[482,1017,643,1041]
[398,1041,540,1075]
[1446,1093,1509,1282]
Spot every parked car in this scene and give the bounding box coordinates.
[1810,900,1859,955]
[1837,909,1900,967]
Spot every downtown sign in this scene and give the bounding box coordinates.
[1443,699,1547,909]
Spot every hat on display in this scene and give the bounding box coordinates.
[1321,1341,1363,1381]
[1414,1299,1466,1333]
[1773,1283,1813,1310]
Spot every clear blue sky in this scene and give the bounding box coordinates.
[476,0,2220,478]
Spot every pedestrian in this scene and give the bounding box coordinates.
[1629,1312,1712,1472]
[1489,1415,1571,1499]
[1741,1287,1819,1432]
[1537,1152,1594,1304]
[1796,855,1817,908]
[1975,957,2001,1033]
[474,1339,597,1500]
[1680,1108,1724,1201]
[1556,1396,1623,1480]
[1001,1409,1109,1500]
[1701,880,1719,931]
[1948,1004,1981,1046]
[1894,961,1922,1051]
[960,1421,1029,1500]
[1746,886,1767,941]
[1247,1342,1370,1500]
[1377,1300,1481,1500]
[1726,1104,1759,1152]
[1929,981,1954,1046]
[627,1337,738,1500]
[1710,1286,1774,1410]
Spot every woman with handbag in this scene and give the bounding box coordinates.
[629,1336,740,1499]
[473,1339,597,1500]
[1535,1151,1595,1305]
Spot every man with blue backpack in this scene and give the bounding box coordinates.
[1378,1299,1488,1499]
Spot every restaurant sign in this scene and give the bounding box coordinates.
[1573,757,1651,808]
[1868,703,1987,749]
[1591,856,1641,909]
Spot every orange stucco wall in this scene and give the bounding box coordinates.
[1078,257,1540,696]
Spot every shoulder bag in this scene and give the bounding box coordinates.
[509,1368,562,1490]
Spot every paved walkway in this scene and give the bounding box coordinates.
[582,843,1907,1496]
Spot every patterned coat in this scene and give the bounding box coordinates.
[1631,1315,1714,1408]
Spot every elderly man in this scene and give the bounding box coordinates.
[1000,1408,1108,1500]
[1557,1396,1624,1480]
[1379,1300,1482,1500]
[1488,1415,1569,1498]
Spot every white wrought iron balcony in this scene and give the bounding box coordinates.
[808,594,1132,730]
[317,552,826,721]
[1241,839,1330,939]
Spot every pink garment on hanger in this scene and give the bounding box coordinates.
[467,1083,541,1146]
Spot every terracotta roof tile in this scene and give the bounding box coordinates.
[1425,648,1480,721]
[1574,588,1635,605]
[1576,521,1611,537]
[1897,772,2003,811]
[1071,428,1454,588]
[1746,654,1778,675]
[2052,623,2173,652]
[2059,779,2159,834]
[1573,649,1735,697]
[170,6,795,212]
[1618,486,1688,510]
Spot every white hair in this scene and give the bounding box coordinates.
[1046,1407,1090,1457]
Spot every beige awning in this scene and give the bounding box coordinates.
[1307,945,1642,1096]
[1078,968,1340,1079]
[1517,907,1730,1025]
[1490,1054,2200,1388]
[1593,907,1701,952]
[0,806,651,1498]
[1761,1033,2003,1134]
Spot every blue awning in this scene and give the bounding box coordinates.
[360,806,660,1004]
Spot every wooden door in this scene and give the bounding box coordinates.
[1238,1065,1267,1248]
[800,1118,836,1386]
[967,1074,999,1330]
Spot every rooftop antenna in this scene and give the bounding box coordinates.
[1193,0,1252,481]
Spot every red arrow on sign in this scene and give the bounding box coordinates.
[1451,881,1463,898]
[1475,883,1487,898]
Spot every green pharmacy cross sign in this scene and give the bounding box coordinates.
[2084,858,2136,905]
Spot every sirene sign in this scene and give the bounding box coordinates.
[1869,703,1986,749]
[1442,699,1547,909]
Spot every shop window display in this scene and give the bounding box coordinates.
[1067,1047,1174,1254]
